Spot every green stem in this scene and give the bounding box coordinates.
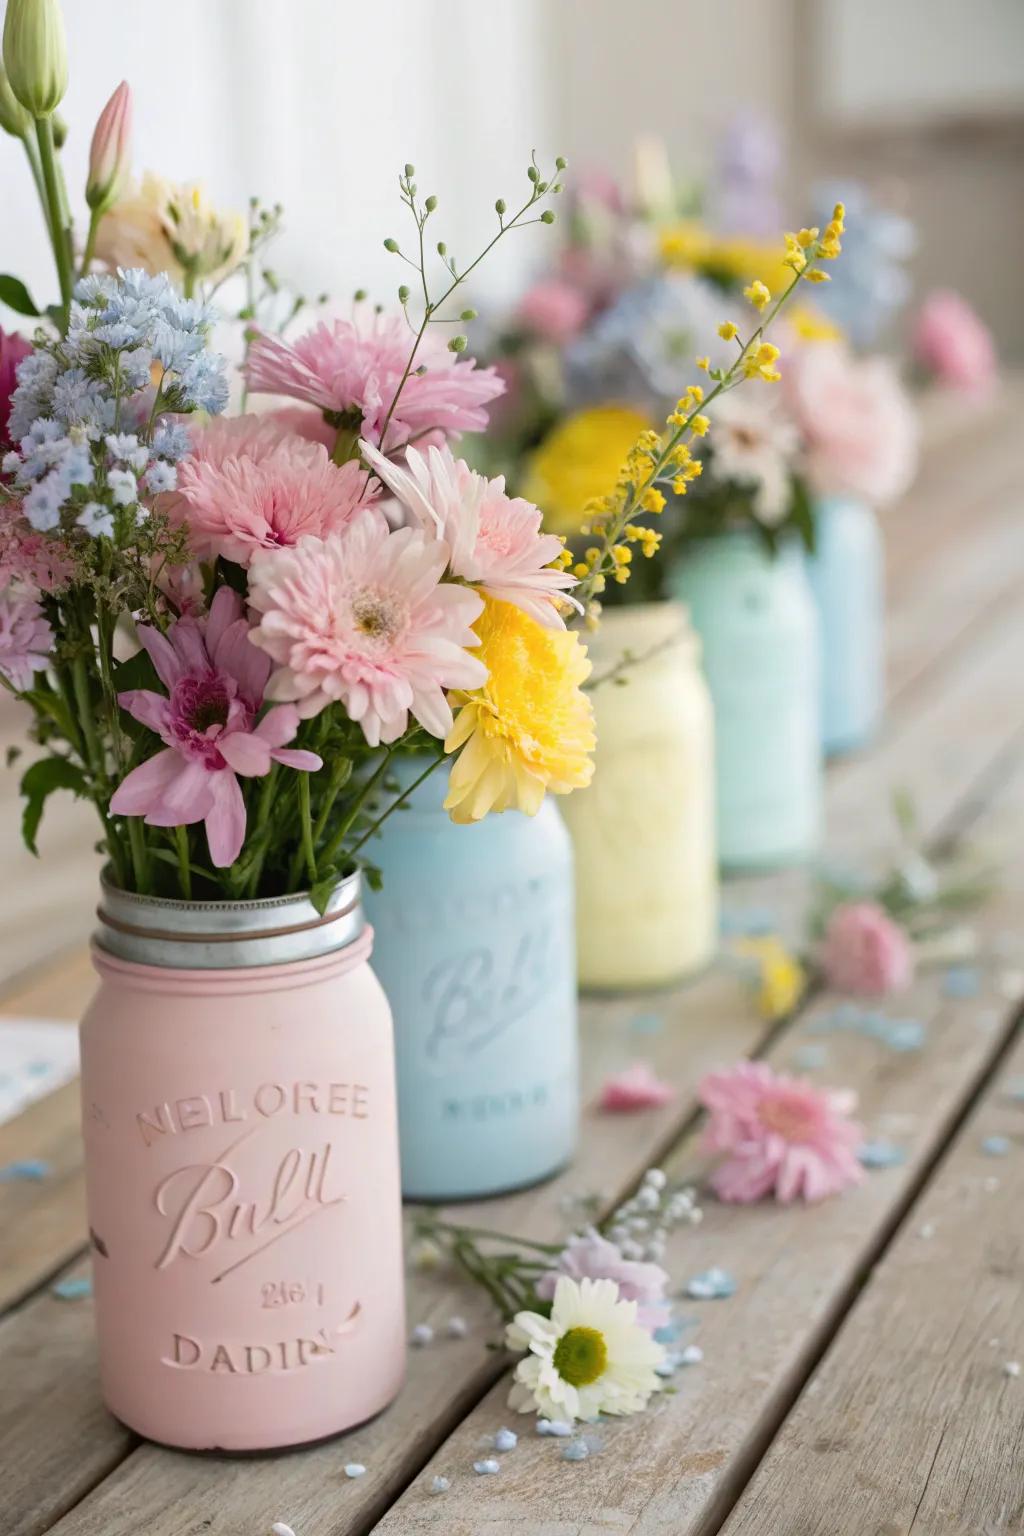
[35,116,73,330]
[297,773,317,889]
[174,827,192,900]
[126,816,151,895]
[425,1220,562,1257]
[345,752,445,862]
[316,749,395,874]
[331,423,360,465]
[244,766,278,899]
[21,134,47,226]
[80,207,101,278]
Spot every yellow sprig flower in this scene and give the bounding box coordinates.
[444,597,595,824]
[690,414,710,436]
[718,321,739,341]
[744,279,771,312]
[739,938,806,1021]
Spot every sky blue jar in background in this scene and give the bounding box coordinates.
[809,495,884,757]
[669,533,823,871]
[363,755,579,1202]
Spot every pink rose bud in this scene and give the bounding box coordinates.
[86,79,132,213]
[821,901,914,998]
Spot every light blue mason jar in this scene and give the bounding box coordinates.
[809,495,884,757]
[362,756,579,1202]
[669,533,823,871]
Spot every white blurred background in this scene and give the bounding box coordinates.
[3,0,1024,350]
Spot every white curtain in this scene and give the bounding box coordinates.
[1,0,555,318]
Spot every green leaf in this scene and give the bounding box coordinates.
[20,756,88,856]
[310,872,340,916]
[0,274,42,318]
[22,686,77,742]
[362,861,383,893]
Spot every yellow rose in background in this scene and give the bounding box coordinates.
[523,404,653,537]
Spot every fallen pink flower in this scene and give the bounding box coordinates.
[821,901,914,998]
[598,1063,676,1113]
[536,1230,670,1330]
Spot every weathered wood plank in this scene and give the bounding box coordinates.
[366,765,1024,1536]
[718,1030,1024,1536]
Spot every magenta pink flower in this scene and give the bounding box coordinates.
[0,328,33,452]
[109,588,321,867]
[536,1231,670,1331]
[0,506,74,592]
[0,586,53,690]
[172,416,375,566]
[360,440,577,628]
[246,513,487,745]
[912,290,997,398]
[699,1061,864,1204]
[821,901,914,998]
[517,279,589,345]
[598,1062,676,1113]
[783,341,918,506]
[243,307,504,452]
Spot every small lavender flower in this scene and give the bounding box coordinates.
[144,460,178,494]
[77,502,114,538]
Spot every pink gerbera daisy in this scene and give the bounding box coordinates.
[698,1061,864,1205]
[109,587,321,866]
[243,307,504,452]
[0,585,53,690]
[360,440,577,628]
[246,513,487,746]
[171,416,375,566]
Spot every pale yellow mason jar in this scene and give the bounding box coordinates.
[561,600,719,991]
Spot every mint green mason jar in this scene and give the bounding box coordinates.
[669,533,823,870]
[362,756,579,1202]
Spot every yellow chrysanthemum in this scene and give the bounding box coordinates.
[739,938,806,1021]
[444,597,596,824]
[522,405,653,538]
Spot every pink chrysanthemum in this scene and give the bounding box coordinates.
[243,308,504,452]
[172,416,375,566]
[109,588,321,866]
[821,901,914,998]
[0,506,75,592]
[360,440,577,628]
[246,513,487,746]
[699,1061,864,1205]
[0,586,53,690]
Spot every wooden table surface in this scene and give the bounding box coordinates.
[1,384,1023,1536]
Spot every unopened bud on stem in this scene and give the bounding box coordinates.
[2,0,68,118]
[86,79,132,214]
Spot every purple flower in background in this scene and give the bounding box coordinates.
[713,109,783,238]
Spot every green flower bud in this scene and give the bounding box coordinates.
[537,180,548,193]
[436,241,447,256]
[555,155,567,171]
[527,165,539,183]
[448,335,468,353]
[0,61,31,137]
[3,0,68,118]
[383,237,399,253]
[353,287,367,302]
[404,162,415,178]
[495,198,506,216]
[51,105,66,144]
[424,194,438,212]
[398,284,411,303]
[541,210,555,224]
[459,308,477,321]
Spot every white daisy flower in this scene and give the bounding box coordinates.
[705,390,799,527]
[504,1276,665,1423]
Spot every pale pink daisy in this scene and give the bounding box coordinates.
[598,1062,677,1113]
[109,587,321,866]
[698,1061,864,1205]
[536,1231,671,1331]
[243,308,504,452]
[246,513,487,746]
[171,417,375,566]
[360,440,577,628]
[0,586,53,690]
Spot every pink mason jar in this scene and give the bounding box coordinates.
[79,872,406,1452]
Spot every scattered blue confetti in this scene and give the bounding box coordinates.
[473,1458,500,1475]
[562,1441,590,1462]
[792,1044,828,1071]
[537,1419,573,1438]
[344,1463,366,1479]
[430,1476,450,1495]
[51,1277,92,1301]
[720,908,778,938]
[629,1012,664,1035]
[26,1060,51,1078]
[982,1136,1011,1157]
[653,1316,697,1344]
[943,966,981,1000]
[0,1158,51,1182]
[679,1344,704,1365]
[858,1140,907,1169]
[686,1267,737,1300]
[493,1427,518,1452]
[809,1006,925,1053]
